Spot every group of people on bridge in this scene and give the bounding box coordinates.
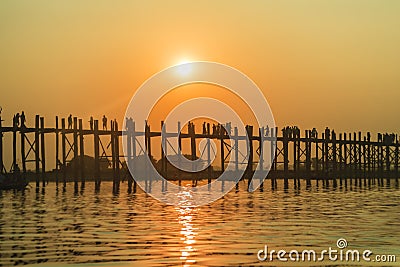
[12,111,26,128]
[67,114,109,130]
[378,133,398,145]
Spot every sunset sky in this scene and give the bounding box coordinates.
[1,0,400,134]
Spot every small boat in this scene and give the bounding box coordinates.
[0,171,29,190]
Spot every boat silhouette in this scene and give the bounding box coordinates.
[0,167,29,190]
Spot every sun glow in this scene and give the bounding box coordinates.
[176,61,192,76]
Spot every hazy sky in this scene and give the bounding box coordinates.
[1,0,400,133]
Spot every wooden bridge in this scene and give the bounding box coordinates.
[0,114,399,193]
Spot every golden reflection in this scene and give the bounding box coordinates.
[176,188,198,266]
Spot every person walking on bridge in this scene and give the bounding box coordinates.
[102,115,107,130]
[68,114,73,129]
[89,116,94,131]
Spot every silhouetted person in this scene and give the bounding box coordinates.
[331,130,336,140]
[283,127,287,138]
[68,114,73,129]
[89,116,94,131]
[102,115,107,130]
[126,117,134,131]
[15,113,20,127]
[20,111,26,127]
[226,122,231,135]
[265,125,270,137]
[325,127,330,140]
[312,128,317,139]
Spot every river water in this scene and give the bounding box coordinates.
[0,180,399,266]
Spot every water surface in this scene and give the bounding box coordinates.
[0,181,399,266]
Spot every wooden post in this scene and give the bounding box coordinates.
[363,136,367,185]
[132,121,137,191]
[379,137,384,185]
[111,121,116,187]
[259,127,264,172]
[35,115,40,188]
[294,129,299,188]
[246,125,254,190]
[271,127,277,189]
[296,130,301,173]
[161,121,167,181]
[258,127,264,190]
[348,133,352,185]
[270,127,274,171]
[353,132,357,185]
[127,120,133,192]
[358,132,362,185]
[372,138,376,181]
[321,133,325,186]
[148,123,153,191]
[324,132,329,185]
[234,127,239,172]
[367,133,371,183]
[79,119,85,186]
[144,122,152,191]
[274,127,278,171]
[283,128,289,189]
[332,131,337,187]
[114,120,120,191]
[55,116,59,184]
[93,120,100,188]
[177,122,182,182]
[343,133,347,187]
[338,133,343,186]
[61,118,67,185]
[40,117,46,187]
[292,129,297,173]
[343,133,347,174]
[305,130,311,187]
[315,132,319,175]
[191,123,197,185]
[208,123,212,185]
[12,119,17,172]
[395,138,399,184]
[0,116,3,173]
[20,120,26,174]
[219,126,224,173]
[73,117,78,188]
[385,143,390,186]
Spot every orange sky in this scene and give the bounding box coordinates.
[1,0,400,134]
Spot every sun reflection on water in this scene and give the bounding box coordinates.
[176,186,199,266]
